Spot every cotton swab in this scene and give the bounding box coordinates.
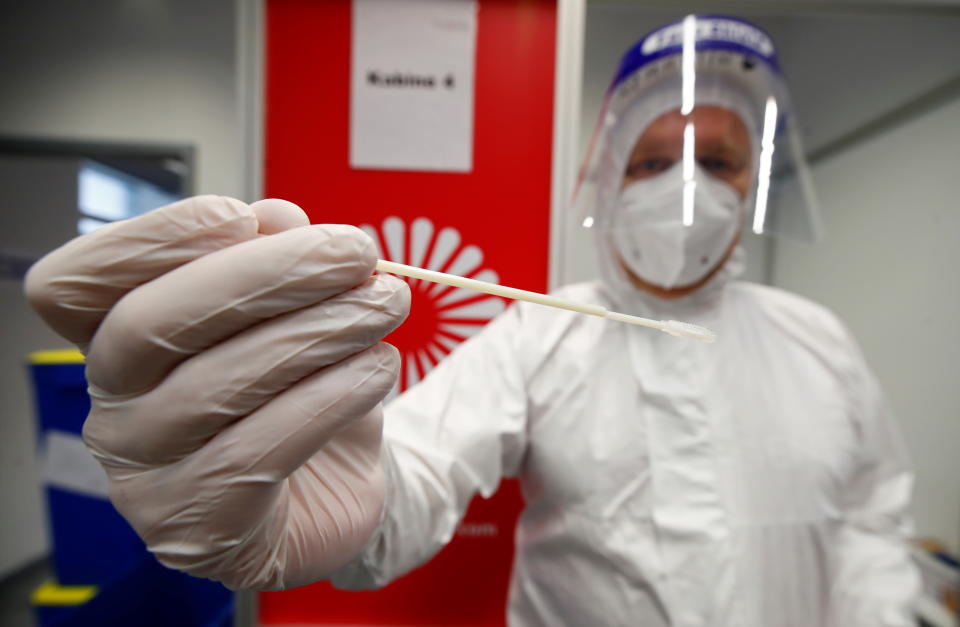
[375,260,716,343]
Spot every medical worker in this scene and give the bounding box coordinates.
[26,15,918,627]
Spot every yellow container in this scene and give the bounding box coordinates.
[30,580,98,606]
[28,349,85,365]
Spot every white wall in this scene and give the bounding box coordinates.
[0,0,242,197]
[772,97,960,552]
[0,0,241,578]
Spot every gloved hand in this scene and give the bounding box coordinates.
[25,195,410,590]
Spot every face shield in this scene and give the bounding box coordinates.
[575,15,821,292]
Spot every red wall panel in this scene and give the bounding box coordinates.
[262,0,555,623]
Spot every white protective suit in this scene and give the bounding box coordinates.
[333,245,921,626]
[330,14,921,626]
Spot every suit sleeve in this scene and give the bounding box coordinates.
[831,334,921,626]
[330,304,530,589]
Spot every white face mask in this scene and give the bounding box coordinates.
[612,163,742,290]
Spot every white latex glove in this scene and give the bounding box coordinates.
[25,195,410,590]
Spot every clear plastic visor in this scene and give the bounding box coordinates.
[575,50,821,242]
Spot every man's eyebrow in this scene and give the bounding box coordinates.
[630,136,682,156]
[697,132,751,157]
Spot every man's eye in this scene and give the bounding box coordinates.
[627,159,671,177]
[699,158,732,172]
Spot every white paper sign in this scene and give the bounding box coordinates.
[350,0,477,172]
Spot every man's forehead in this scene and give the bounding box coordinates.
[634,106,752,150]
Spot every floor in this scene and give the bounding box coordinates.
[0,558,49,627]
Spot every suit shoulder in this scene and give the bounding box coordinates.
[730,281,852,347]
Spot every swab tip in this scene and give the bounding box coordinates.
[661,320,717,343]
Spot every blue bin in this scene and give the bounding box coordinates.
[28,349,145,585]
[27,349,234,626]
[32,555,233,627]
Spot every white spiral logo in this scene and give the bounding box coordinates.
[360,217,506,393]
